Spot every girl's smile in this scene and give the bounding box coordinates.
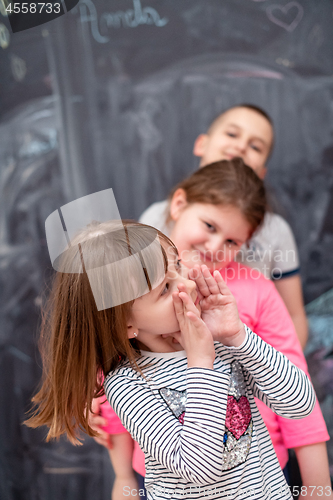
[169,192,252,271]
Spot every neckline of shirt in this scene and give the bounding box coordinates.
[140,349,187,359]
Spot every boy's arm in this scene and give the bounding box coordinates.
[274,274,308,349]
[294,443,333,499]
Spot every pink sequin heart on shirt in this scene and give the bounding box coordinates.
[225,395,251,440]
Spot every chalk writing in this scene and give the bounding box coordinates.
[0,22,9,48]
[101,0,168,29]
[309,24,324,48]
[266,2,304,33]
[11,55,27,82]
[0,0,9,16]
[276,57,295,68]
[76,0,109,43]
[74,0,168,44]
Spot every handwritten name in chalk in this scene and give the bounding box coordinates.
[73,0,168,44]
[101,0,168,29]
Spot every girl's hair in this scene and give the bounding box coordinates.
[25,220,175,444]
[168,158,267,236]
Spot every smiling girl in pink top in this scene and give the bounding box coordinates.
[91,159,331,500]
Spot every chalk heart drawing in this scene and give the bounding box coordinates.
[267,2,304,33]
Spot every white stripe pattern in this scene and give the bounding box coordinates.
[105,326,315,500]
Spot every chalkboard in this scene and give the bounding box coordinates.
[1,1,333,498]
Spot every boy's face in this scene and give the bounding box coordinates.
[193,107,273,179]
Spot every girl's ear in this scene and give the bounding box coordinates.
[127,323,138,339]
[193,133,209,158]
[170,189,188,222]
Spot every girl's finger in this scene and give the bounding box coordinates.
[172,291,185,318]
[213,270,233,296]
[178,291,200,317]
[177,282,187,294]
[186,311,203,323]
[89,415,108,428]
[200,265,221,295]
[188,265,211,297]
[171,331,183,343]
[186,311,211,336]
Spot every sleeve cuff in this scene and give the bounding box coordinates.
[272,267,300,280]
[223,325,249,350]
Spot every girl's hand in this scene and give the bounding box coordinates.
[172,286,215,369]
[88,398,113,450]
[188,265,246,347]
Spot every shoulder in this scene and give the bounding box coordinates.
[251,212,299,263]
[139,200,169,231]
[260,212,295,238]
[105,363,138,387]
[105,357,148,387]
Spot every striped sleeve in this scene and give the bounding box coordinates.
[105,366,230,485]
[229,326,316,419]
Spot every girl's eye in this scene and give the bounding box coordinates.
[226,132,237,138]
[176,259,182,270]
[161,283,170,296]
[251,144,262,152]
[226,239,238,247]
[204,222,215,232]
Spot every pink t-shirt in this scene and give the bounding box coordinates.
[102,262,329,475]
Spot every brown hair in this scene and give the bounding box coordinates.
[168,158,267,236]
[25,220,175,444]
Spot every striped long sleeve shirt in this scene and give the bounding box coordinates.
[104,326,315,500]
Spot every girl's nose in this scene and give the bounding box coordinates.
[205,235,224,254]
[235,139,247,153]
[182,275,196,294]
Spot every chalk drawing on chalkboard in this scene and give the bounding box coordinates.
[134,98,163,150]
[0,22,9,48]
[101,0,168,29]
[275,57,294,68]
[0,0,9,16]
[76,0,109,43]
[226,68,283,79]
[266,2,304,33]
[11,55,27,82]
[309,24,324,48]
[73,0,168,44]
